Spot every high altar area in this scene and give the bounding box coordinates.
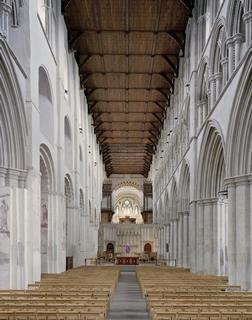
[98,178,158,260]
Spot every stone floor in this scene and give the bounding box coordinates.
[107,268,150,320]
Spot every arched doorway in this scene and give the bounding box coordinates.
[144,243,152,253]
[106,242,114,254]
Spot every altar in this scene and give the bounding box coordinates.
[116,256,139,265]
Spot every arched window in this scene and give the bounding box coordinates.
[37,0,56,50]
[197,61,209,128]
[209,22,228,104]
[39,66,54,144]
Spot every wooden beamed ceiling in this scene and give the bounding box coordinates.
[63,0,193,177]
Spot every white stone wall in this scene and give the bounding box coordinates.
[0,1,105,289]
[152,0,252,289]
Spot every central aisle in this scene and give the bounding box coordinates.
[107,268,149,320]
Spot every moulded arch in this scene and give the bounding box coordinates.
[227,0,245,37]
[65,173,74,207]
[170,178,178,219]
[178,160,190,212]
[0,40,27,170]
[164,190,170,223]
[226,51,252,176]
[197,121,226,199]
[40,143,55,192]
[209,18,228,75]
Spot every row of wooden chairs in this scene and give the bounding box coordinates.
[0,266,120,320]
[136,266,252,320]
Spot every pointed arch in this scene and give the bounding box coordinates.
[197,121,226,199]
[226,51,252,176]
[170,178,178,219]
[164,190,169,223]
[178,160,190,213]
[210,19,228,74]
[227,0,245,38]
[0,39,27,171]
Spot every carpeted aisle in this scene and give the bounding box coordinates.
[107,269,149,320]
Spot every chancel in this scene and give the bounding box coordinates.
[1,0,252,319]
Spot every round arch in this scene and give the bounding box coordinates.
[39,66,54,145]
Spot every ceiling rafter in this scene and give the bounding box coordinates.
[64,0,193,177]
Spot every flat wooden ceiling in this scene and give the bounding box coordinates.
[63,0,193,177]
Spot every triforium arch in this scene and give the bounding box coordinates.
[225,50,252,289]
[197,57,209,128]
[40,143,55,273]
[226,0,246,73]
[196,121,228,276]
[227,0,245,37]
[177,160,190,267]
[64,174,74,260]
[0,39,27,176]
[209,18,228,104]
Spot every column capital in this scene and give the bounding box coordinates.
[226,37,234,47]
[243,10,252,23]
[197,198,218,206]
[233,33,245,43]
[225,174,252,186]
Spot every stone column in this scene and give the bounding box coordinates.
[189,201,197,272]
[227,181,237,285]
[0,0,12,39]
[170,221,174,263]
[196,201,204,273]
[203,200,213,274]
[233,34,244,68]
[177,213,183,266]
[235,178,250,289]
[173,218,178,266]
[208,75,216,109]
[243,11,252,48]
[182,212,189,267]
[221,58,228,85]
[226,37,235,77]
[215,72,222,98]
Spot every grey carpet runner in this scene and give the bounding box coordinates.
[107,269,149,320]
